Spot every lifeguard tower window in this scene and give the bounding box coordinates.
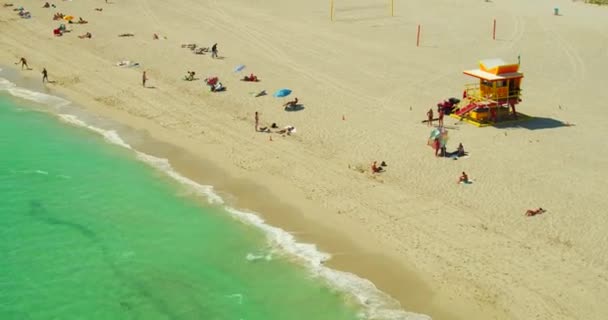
[481,80,492,87]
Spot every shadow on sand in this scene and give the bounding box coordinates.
[495,116,573,130]
[284,104,305,112]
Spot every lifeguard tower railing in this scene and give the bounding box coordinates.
[463,82,522,106]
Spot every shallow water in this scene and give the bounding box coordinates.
[0,93,364,320]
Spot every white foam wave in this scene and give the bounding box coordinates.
[245,252,272,262]
[0,77,70,108]
[226,206,429,320]
[50,112,430,319]
[58,114,132,149]
[135,153,224,205]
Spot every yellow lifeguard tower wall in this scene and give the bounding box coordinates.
[465,58,523,101]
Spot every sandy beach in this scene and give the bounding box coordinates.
[2,0,608,319]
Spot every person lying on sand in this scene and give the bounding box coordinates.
[283,97,298,108]
[118,33,134,37]
[276,125,295,135]
[242,73,259,82]
[95,8,103,12]
[77,17,88,24]
[78,32,92,39]
[458,171,469,184]
[194,47,209,55]
[3,4,14,7]
[525,208,545,217]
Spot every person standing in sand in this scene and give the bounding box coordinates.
[255,111,259,131]
[15,57,29,70]
[41,68,48,83]
[427,108,434,127]
[438,108,444,127]
[142,71,147,87]
[211,43,218,59]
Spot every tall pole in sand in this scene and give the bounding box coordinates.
[493,19,496,40]
[330,0,334,21]
[416,24,421,47]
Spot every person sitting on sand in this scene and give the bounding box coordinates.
[184,71,196,81]
[78,17,88,24]
[43,2,50,8]
[371,161,384,173]
[78,32,92,39]
[211,82,224,92]
[458,171,469,184]
[18,10,30,18]
[153,33,159,40]
[525,208,545,217]
[53,12,64,20]
[457,143,466,157]
[243,73,259,82]
[283,97,299,108]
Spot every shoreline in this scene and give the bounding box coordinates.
[3,1,608,319]
[0,66,447,319]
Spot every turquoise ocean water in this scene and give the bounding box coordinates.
[0,73,427,320]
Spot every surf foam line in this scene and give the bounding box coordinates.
[0,77,70,108]
[2,77,430,320]
[60,113,431,320]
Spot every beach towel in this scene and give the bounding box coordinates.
[116,61,140,68]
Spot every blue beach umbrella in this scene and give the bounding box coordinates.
[233,64,246,73]
[273,88,292,98]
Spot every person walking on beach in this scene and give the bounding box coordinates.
[255,111,259,132]
[211,43,218,59]
[142,71,148,87]
[15,57,29,70]
[41,68,48,83]
[427,108,434,127]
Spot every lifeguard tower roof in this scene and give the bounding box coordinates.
[463,58,523,81]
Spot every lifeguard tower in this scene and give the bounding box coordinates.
[451,58,524,126]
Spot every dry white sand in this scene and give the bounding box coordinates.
[2,0,608,319]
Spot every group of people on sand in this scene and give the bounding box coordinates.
[426,107,445,127]
[254,112,296,136]
[13,5,31,18]
[14,57,49,84]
